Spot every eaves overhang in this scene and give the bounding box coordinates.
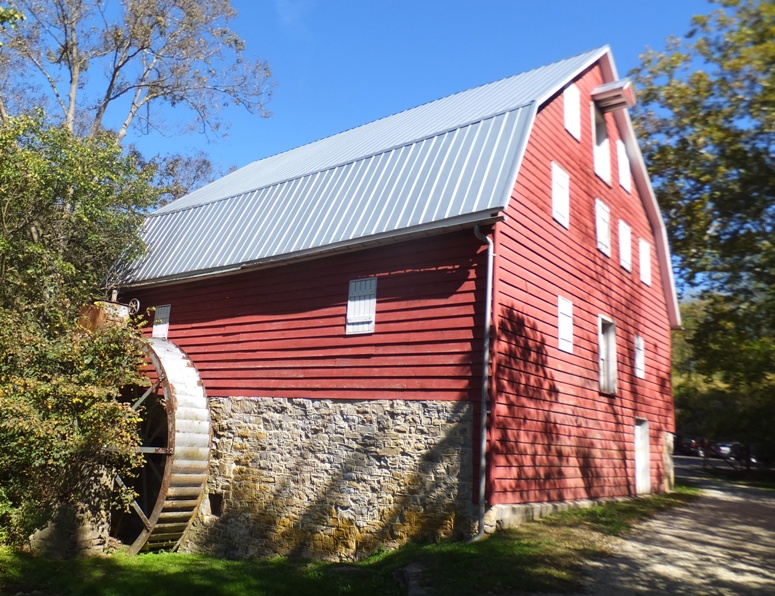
[122,209,506,290]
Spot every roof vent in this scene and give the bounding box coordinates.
[592,79,636,113]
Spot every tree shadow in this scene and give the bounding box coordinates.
[184,398,475,561]
[491,304,631,504]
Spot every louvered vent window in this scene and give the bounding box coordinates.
[595,198,611,256]
[639,239,652,286]
[557,296,574,353]
[346,277,377,335]
[552,162,570,229]
[593,105,611,184]
[617,140,631,192]
[619,220,632,271]
[564,84,581,141]
[152,304,171,339]
[634,334,646,379]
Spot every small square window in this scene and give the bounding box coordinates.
[558,296,574,353]
[599,316,617,394]
[552,162,570,229]
[346,277,377,335]
[595,199,611,256]
[619,220,632,271]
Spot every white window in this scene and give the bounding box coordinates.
[619,220,632,271]
[346,277,377,335]
[634,334,646,379]
[593,104,611,184]
[639,239,652,286]
[552,162,570,229]
[598,316,617,394]
[617,139,631,192]
[557,296,574,353]
[564,84,581,141]
[595,198,611,256]
[152,304,171,339]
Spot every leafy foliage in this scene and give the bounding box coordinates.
[0,6,23,33]
[635,0,775,290]
[0,0,272,142]
[671,300,775,455]
[0,113,160,309]
[0,114,160,544]
[634,0,775,450]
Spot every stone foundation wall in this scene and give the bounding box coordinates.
[663,431,675,492]
[181,397,475,561]
[28,505,109,558]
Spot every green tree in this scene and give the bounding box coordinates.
[0,114,160,545]
[0,6,23,30]
[0,0,273,200]
[0,0,272,547]
[635,0,775,454]
[0,0,272,141]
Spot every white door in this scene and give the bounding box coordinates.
[634,419,651,494]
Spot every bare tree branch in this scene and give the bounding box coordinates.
[0,0,272,141]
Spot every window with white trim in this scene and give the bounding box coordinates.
[634,334,646,379]
[619,220,632,271]
[639,239,652,286]
[564,84,581,141]
[346,277,377,335]
[151,304,172,339]
[598,316,617,394]
[617,139,631,192]
[152,304,171,339]
[593,104,611,184]
[557,296,574,353]
[595,198,611,256]
[552,162,570,229]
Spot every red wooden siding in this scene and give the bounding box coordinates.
[489,64,674,505]
[128,231,486,402]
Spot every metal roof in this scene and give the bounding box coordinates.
[124,47,609,286]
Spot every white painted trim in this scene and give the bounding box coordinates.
[558,296,574,353]
[595,198,611,256]
[552,162,571,229]
[639,238,652,286]
[564,84,581,141]
[619,219,632,271]
[152,304,171,339]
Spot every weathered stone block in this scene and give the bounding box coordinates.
[181,397,474,560]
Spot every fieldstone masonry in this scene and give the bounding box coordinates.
[181,397,475,560]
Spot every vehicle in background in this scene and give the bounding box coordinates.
[674,436,703,456]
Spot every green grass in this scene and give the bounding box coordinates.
[0,485,699,596]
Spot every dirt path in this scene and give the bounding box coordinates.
[567,459,775,595]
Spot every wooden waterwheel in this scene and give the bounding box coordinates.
[111,337,211,554]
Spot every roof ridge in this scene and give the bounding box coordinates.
[150,101,538,218]
[263,45,610,160]
[155,46,608,216]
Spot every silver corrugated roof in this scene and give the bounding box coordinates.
[124,47,608,285]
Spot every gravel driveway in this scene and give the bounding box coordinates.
[568,457,775,595]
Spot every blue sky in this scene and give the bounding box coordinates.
[131,0,713,173]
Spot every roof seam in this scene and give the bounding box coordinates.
[152,103,538,218]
